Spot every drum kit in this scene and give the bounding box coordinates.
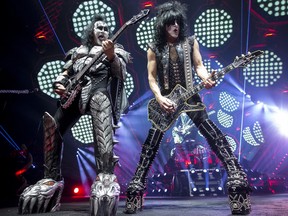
[166,140,220,171]
[166,113,220,171]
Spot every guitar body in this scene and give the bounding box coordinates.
[60,76,88,109]
[147,50,264,132]
[148,84,205,132]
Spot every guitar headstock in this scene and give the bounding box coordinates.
[126,9,150,26]
[232,50,264,68]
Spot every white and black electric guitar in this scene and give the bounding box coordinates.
[148,50,264,132]
[60,9,150,109]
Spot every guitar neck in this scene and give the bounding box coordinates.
[74,24,128,81]
[182,62,236,101]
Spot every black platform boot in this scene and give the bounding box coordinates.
[198,119,251,215]
[124,128,164,214]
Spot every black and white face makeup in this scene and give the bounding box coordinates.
[165,20,179,42]
[93,21,109,45]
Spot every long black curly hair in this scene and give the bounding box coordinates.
[154,1,188,51]
[81,14,111,50]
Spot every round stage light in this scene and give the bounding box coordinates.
[257,0,288,17]
[72,0,116,38]
[136,17,155,51]
[219,92,240,113]
[71,115,94,144]
[243,50,283,87]
[136,17,156,51]
[242,121,264,146]
[217,109,233,128]
[37,60,65,99]
[194,8,233,48]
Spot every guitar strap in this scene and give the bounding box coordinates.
[183,38,193,89]
[163,45,170,90]
[162,39,193,91]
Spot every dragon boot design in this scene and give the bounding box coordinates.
[89,92,120,216]
[18,112,64,214]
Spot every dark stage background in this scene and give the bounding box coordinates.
[1,0,288,208]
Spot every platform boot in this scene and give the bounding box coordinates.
[198,119,251,215]
[89,92,120,216]
[18,112,64,214]
[124,128,164,214]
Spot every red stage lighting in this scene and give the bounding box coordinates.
[264,28,277,38]
[35,31,48,40]
[141,1,154,8]
[73,186,80,195]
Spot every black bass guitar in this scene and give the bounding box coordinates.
[148,50,264,132]
[60,9,150,109]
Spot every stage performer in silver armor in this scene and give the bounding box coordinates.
[124,1,251,215]
[18,13,131,215]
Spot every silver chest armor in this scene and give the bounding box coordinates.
[72,45,110,113]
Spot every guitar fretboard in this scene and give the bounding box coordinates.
[75,24,128,81]
[182,63,236,102]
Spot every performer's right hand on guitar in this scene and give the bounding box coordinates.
[156,95,176,113]
[53,70,69,96]
[54,83,66,96]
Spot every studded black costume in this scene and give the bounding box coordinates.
[124,1,251,215]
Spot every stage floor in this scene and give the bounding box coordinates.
[1,193,288,216]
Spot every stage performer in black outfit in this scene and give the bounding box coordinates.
[124,1,251,215]
[18,13,131,216]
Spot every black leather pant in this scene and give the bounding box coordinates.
[125,108,251,214]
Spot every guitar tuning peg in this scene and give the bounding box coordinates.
[241,54,245,57]
[248,51,251,55]
[235,56,239,60]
